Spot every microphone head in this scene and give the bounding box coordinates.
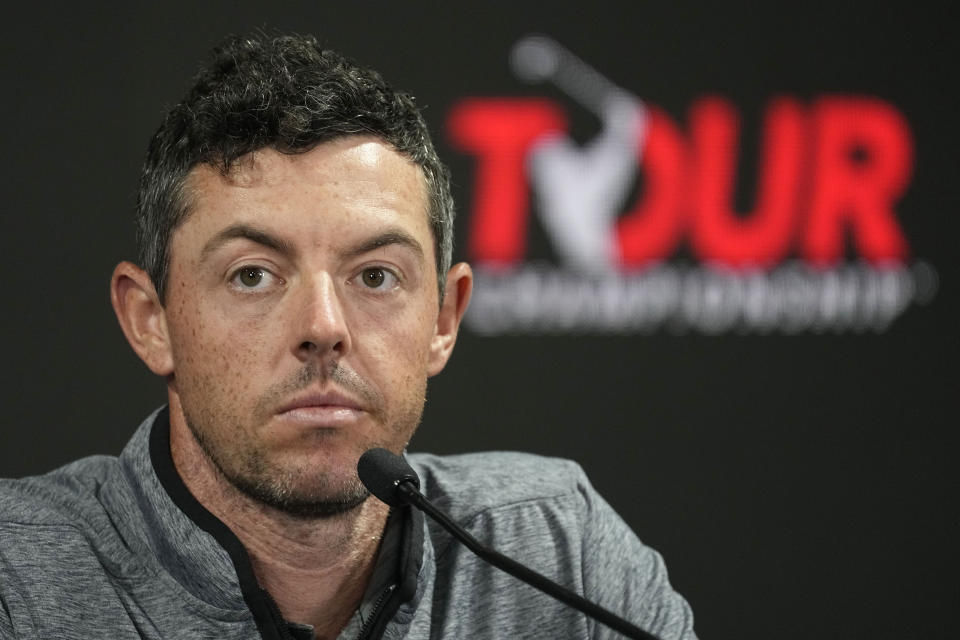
[357,448,421,507]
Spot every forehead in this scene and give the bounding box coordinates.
[179,136,432,241]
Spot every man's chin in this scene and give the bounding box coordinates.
[260,489,371,519]
[248,487,370,520]
[224,460,373,519]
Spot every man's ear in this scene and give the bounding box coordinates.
[110,261,174,376]
[427,262,473,377]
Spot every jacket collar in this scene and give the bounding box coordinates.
[110,406,247,611]
[110,407,426,639]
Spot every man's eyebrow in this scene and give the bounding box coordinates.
[341,230,425,261]
[200,224,296,261]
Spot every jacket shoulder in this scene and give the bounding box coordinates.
[407,451,589,522]
[0,456,118,527]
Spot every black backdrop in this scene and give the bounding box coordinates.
[2,3,957,638]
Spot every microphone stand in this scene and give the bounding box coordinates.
[396,481,660,640]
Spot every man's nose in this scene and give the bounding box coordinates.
[294,273,351,362]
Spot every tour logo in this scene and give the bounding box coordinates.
[446,35,937,335]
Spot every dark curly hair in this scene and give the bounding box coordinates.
[136,32,455,302]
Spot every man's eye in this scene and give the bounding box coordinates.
[238,267,264,287]
[230,266,276,290]
[359,267,397,289]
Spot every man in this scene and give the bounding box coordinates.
[0,33,696,639]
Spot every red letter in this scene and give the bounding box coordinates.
[616,107,687,267]
[447,99,567,265]
[803,97,912,265]
[688,97,806,267]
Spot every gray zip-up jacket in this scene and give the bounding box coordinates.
[0,408,696,639]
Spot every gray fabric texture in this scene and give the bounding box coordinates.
[0,410,696,639]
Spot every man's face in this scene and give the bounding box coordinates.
[161,137,444,516]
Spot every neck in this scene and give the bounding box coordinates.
[167,398,389,638]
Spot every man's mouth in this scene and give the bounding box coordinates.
[275,390,365,425]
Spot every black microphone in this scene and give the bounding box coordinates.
[357,448,662,640]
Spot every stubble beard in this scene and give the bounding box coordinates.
[181,361,426,520]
